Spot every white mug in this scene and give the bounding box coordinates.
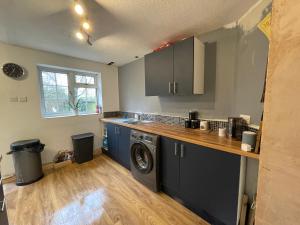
[200,121,209,130]
[218,128,226,137]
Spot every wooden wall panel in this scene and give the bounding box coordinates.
[256,0,300,224]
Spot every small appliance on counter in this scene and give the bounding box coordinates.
[228,117,245,140]
[218,128,227,137]
[241,131,257,152]
[191,120,200,129]
[185,111,199,129]
[189,111,198,120]
[200,120,209,131]
[185,119,191,128]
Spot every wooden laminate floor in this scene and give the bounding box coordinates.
[4,154,209,225]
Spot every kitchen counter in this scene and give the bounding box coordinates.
[101,118,259,159]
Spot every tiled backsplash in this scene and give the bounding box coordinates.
[103,111,121,118]
[103,111,258,132]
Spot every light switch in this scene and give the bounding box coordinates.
[19,97,27,102]
[10,97,18,102]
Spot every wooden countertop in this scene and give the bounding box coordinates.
[101,118,259,160]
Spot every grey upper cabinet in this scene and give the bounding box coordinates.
[173,37,194,95]
[145,36,205,96]
[173,37,205,95]
[145,46,174,96]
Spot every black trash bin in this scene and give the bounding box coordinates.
[71,133,94,164]
[7,139,45,186]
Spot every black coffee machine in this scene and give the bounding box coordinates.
[185,111,199,129]
[228,117,246,140]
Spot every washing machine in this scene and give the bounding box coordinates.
[130,130,160,192]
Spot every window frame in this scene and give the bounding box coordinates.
[38,65,100,118]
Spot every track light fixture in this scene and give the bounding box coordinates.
[74,3,84,16]
[75,29,92,46]
[73,1,93,46]
[75,31,84,40]
[82,21,90,31]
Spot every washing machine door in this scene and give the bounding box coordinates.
[131,142,153,174]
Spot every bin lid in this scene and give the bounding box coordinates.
[10,139,41,151]
[71,132,94,140]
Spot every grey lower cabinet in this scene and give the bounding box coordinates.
[160,137,240,225]
[106,123,131,170]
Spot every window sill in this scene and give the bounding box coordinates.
[43,113,99,119]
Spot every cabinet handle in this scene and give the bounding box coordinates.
[173,81,177,94]
[180,144,184,158]
[0,198,5,212]
[115,127,119,134]
[174,143,178,156]
[168,82,172,94]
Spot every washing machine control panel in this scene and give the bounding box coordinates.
[130,130,158,146]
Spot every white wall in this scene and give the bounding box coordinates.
[0,42,119,176]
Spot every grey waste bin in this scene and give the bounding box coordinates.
[7,139,45,186]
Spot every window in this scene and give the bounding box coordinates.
[38,66,100,118]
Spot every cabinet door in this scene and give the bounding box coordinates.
[106,123,118,161]
[179,143,240,225]
[0,183,9,225]
[173,37,194,95]
[118,126,131,170]
[145,46,174,96]
[160,137,180,195]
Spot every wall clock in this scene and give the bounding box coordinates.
[2,63,25,79]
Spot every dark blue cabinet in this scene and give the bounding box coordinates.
[160,137,241,225]
[180,142,240,225]
[106,123,131,170]
[106,123,118,159]
[118,126,131,169]
[0,173,9,225]
[160,137,180,195]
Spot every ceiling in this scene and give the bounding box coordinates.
[0,0,259,66]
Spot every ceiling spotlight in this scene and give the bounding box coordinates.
[82,21,90,30]
[74,3,84,16]
[75,31,84,40]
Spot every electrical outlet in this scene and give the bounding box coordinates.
[240,114,251,124]
[19,97,27,102]
[10,97,18,102]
